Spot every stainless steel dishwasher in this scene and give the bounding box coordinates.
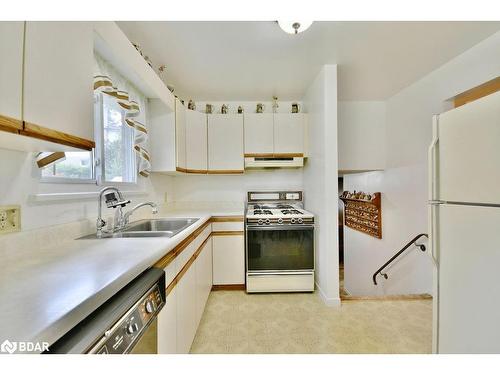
[46,268,166,354]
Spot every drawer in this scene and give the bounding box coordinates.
[192,224,211,250]
[163,256,178,287]
[212,221,244,232]
[177,224,211,271]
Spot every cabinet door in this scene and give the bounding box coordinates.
[23,22,94,143]
[208,114,244,173]
[0,22,24,131]
[195,237,213,326]
[175,99,187,170]
[176,264,197,353]
[185,109,207,172]
[157,288,177,354]
[273,113,305,155]
[243,113,274,155]
[213,234,245,285]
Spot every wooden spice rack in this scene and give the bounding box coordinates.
[340,192,382,239]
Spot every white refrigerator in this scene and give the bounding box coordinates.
[429,90,500,353]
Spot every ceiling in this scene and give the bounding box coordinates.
[117,21,500,101]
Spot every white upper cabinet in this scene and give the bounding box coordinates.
[23,22,94,144]
[175,99,187,171]
[185,109,208,172]
[244,113,274,155]
[207,114,244,173]
[0,22,23,128]
[273,113,305,155]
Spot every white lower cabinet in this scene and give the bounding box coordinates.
[212,234,245,285]
[176,263,197,354]
[157,288,177,354]
[157,230,214,354]
[195,237,213,326]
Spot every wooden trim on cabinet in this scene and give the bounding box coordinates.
[210,216,244,222]
[274,153,303,158]
[0,114,23,134]
[185,169,208,174]
[155,215,246,296]
[21,122,95,150]
[453,76,500,108]
[207,169,244,174]
[211,284,245,291]
[175,167,188,173]
[211,230,244,236]
[164,226,213,297]
[244,153,275,158]
[153,218,212,269]
[165,278,177,296]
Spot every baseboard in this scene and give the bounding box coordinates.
[315,282,341,307]
[341,293,433,301]
[211,284,246,291]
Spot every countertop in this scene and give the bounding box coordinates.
[0,208,243,352]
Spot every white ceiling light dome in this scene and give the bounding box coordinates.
[277,21,313,34]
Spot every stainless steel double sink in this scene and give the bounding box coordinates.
[79,218,199,239]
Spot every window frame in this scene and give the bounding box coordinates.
[38,92,138,186]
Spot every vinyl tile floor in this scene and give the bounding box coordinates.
[190,291,433,354]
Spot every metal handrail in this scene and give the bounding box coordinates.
[372,233,429,285]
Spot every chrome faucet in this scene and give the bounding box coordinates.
[121,202,159,228]
[96,186,131,238]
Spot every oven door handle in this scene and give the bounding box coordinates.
[246,225,314,231]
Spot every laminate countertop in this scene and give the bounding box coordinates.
[0,209,243,353]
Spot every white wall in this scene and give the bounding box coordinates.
[172,169,303,204]
[338,101,385,171]
[343,31,500,296]
[302,65,339,306]
[0,148,174,232]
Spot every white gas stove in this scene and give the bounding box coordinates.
[245,191,315,293]
[246,203,314,226]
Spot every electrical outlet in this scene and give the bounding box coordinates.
[0,205,21,234]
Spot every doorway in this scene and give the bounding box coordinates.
[338,177,349,298]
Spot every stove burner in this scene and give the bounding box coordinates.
[253,205,273,210]
[281,209,302,215]
[253,210,273,215]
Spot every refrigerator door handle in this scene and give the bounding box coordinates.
[428,115,439,201]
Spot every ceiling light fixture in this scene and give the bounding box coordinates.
[277,21,313,35]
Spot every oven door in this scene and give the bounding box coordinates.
[246,225,314,272]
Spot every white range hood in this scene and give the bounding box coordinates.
[244,156,304,168]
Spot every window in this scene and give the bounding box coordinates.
[40,92,138,184]
[40,151,93,180]
[95,93,137,184]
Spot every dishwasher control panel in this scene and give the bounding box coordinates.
[89,284,164,354]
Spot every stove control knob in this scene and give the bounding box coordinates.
[265,219,271,225]
[258,219,264,225]
[298,218,303,224]
[145,300,155,314]
[290,218,296,224]
[277,218,283,224]
[126,322,139,335]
